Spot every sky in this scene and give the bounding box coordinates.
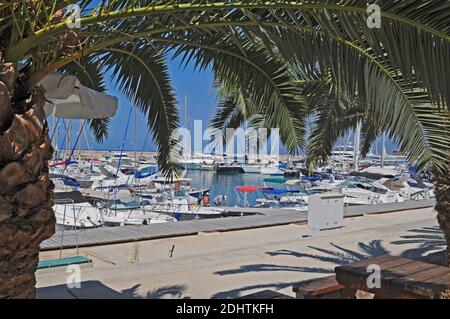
[55,58,220,153]
[49,58,396,155]
[47,2,399,156]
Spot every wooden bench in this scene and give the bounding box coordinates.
[335,255,450,299]
[293,275,349,299]
[238,290,294,299]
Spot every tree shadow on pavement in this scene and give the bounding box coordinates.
[37,281,189,299]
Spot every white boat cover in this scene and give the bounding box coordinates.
[362,166,400,177]
[40,72,118,119]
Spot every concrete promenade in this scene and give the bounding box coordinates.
[40,200,435,251]
[36,205,444,299]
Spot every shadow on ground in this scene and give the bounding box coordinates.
[391,226,445,260]
[212,226,445,298]
[37,227,445,299]
[37,281,189,299]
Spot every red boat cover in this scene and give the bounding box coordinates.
[49,160,68,168]
[235,186,272,193]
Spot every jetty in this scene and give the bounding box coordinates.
[40,200,435,251]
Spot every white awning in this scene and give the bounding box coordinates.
[285,179,301,186]
[40,72,118,119]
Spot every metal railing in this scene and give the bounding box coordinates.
[54,198,79,258]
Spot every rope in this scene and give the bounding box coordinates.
[62,121,86,175]
[56,119,69,161]
[115,107,133,178]
[127,130,151,186]
[49,117,60,142]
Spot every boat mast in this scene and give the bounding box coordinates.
[353,122,361,172]
[56,124,60,161]
[134,106,137,170]
[51,107,56,149]
[184,96,188,172]
[68,120,72,161]
[79,119,83,162]
[381,133,386,168]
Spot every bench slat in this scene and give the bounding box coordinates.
[396,272,450,298]
[336,255,450,299]
[293,275,344,298]
[238,290,294,299]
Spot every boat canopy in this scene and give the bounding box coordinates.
[134,166,158,179]
[349,171,394,180]
[151,177,192,184]
[235,186,272,193]
[54,191,87,204]
[62,179,80,188]
[108,200,141,211]
[261,189,301,195]
[49,159,78,167]
[301,176,322,182]
[285,179,302,186]
[263,177,289,184]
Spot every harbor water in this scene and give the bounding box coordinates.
[185,170,278,207]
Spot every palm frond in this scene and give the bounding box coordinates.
[97,41,180,175]
[166,29,307,153]
[59,55,106,92]
[2,0,449,174]
[270,27,449,172]
[89,118,110,143]
[360,120,382,158]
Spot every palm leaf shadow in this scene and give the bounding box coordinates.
[121,284,189,299]
[391,226,445,260]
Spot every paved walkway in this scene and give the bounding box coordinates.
[36,206,444,299]
[40,200,435,251]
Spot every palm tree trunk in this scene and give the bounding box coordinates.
[435,168,450,267]
[0,63,55,298]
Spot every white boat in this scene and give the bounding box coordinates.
[109,152,134,167]
[101,199,177,226]
[382,178,435,200]
[260,164,285,176]
[143,197,225,220]
[311,180,404,205]
[102,212,176,226]
[254,193,309,210]
[241,164,261,174]
[54,202,104,230]
[148,177,193,190]
[200,163,216,171]
[362,166,402,177]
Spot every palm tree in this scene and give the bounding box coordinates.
[0,0,448,299]
[0,0,308,298]
[210,0,450,265]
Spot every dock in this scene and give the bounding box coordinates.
[40,200,435,251]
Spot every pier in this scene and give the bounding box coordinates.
[40,200,435,251]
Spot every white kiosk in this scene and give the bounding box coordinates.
[308,193,345,234]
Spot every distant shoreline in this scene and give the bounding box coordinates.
[57,149,295,161]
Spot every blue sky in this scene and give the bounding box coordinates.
[50,58,396,155]
[59,58,219,152]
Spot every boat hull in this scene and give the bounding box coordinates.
[216,166,244,174]
[241,165,261,174]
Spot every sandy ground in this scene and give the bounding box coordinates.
[36,207,444,299]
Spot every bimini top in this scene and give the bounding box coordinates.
[261,189,301,195]
[263,177,289,184]
[235,186,273,193]
[301,176,323,182]
[285,179,302,186]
